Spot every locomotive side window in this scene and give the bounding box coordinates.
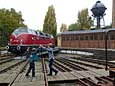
[45,33,49,39]
[35,31,38,35]
[39,32,45,40]
[39,32,43,35]
[48,34,51,39]
[35,31,40,40]
[51,35,54,38]
[36,31,40,36]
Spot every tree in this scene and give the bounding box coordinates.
[77,8,93,30]
[68,23,79,31]
[43,5,57,40]
[0,8,27,46]
[60,23,67,32]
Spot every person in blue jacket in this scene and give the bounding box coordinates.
[26,48,39,77]
[40,43,58,76]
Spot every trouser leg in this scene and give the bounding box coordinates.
[26,63,32,75]
[51,59,58,73]
[31,62,35,77]
[49,59,53,75]
[49,59,58,75]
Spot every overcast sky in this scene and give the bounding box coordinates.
[0,0,112,33]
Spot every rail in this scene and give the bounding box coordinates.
[8,59,29,86]
[41,58,48,86]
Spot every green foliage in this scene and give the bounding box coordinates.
[68,23,79,31]
[0,8,27,46]
[43,5,57,41]
[77,8,93,30]
[60,23,67,32]
[68,8,93,31]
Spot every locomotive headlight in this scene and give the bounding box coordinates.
[17,46,21,50]
[10,39,12,42]
[6,46,9,50]
[20,39,23,45]
[32,37,34,40]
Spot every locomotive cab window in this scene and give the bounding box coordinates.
[28,29,33,34]
[13,28,28,36]
[32,30,36,35]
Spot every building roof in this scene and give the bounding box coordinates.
[58,28,115,35]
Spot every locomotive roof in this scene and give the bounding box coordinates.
[59,28,115,35]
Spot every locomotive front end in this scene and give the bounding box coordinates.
[7,28,29,54]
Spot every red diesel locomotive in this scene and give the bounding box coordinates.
[7,27,55,53]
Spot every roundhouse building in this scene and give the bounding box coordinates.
[57,28,115,49]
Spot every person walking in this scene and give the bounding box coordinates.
[40,43,58,76]
[25,48,39,77]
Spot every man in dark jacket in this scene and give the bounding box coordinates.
[26,48,39,77]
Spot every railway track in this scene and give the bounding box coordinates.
[0,48,59,86]
[8,59,29,86]
[45,55,115,86]
[74,56,115,68]
[0,59,27,74]
[1,52,115,86]
[0,52,14,57]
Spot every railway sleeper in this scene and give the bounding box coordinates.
[81,78,99,86]
[54,60,72,71]
[95,77,109,84]
[54,63,66,72]
[77,79,90,86]
[58,59,82,71]
[68,58,103,69]
[0,83,9,86]
[61,58,87,70]
[101,76,115,85]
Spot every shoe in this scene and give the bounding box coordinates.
[25,74,30,77]
[32,76,35,77]
[55,71,58,75]
[47,74,52,76]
